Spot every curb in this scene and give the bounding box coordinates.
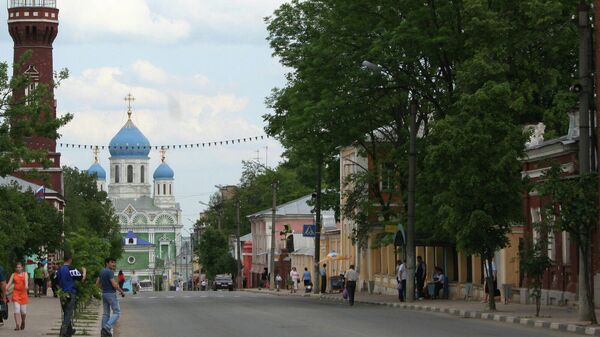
[243,290,600,336]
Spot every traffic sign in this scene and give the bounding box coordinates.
[303,224,316,237]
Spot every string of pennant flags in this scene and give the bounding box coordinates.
[53,135,270,151]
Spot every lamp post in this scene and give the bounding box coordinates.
[362,60,417,302]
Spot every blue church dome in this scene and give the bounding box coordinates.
[87,162,106,180]
[109,119,151,158]
[153,163,174,180]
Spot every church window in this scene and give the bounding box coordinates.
[140,165,145,183]
[128,238,134,245]
[127,165,134,183]
[127,256,136,264]
[115,165,120,183]
[156,183,160,195]
[169,184,172,195]
[163,184,166,195]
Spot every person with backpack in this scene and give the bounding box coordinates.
[55,254,86,337]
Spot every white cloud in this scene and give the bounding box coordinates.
[56,0,285,45]
[59,0,191,44]
[131,60,169,84]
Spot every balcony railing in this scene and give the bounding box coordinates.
[8,0,56,8]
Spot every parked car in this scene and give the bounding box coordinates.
[212,274,233,291]
[138,279,153,292]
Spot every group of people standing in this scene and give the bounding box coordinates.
[0,255,126,337]
[396,256,447,301]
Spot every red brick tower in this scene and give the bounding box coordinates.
[8,0,62,197]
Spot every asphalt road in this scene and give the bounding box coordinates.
[115,291,578,337]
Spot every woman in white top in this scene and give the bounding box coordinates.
[289,267,300,293]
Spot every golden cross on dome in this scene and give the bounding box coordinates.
[93,146,100,163]
[160,147,167,163]
[124,93,136,119]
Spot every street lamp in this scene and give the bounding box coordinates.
[363,60,418,302]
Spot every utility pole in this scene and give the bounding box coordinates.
[269,180,278,289]
[406,99,417,302]
[577,1,597,323]
[313,156,323,294]
[236,199,242,289]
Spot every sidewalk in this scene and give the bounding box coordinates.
[244,288,600,336]
[0,296,102,337]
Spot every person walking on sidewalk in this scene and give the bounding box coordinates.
[302,267,312,292]
[396,260,407,302]
[289,267,299,293]
[415,256,427,300]
[344,265,359,306]
[97,257,125,337]
[6,262,28,331]
[55,254,86,337]
[49,262,58,298]
[319,264,327,293]
[131,271,139,295]
[0,264,6,328]
[117,270,125,290]
[33,262,44,297]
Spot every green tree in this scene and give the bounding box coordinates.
[196,227,236,281]
[0,54,71,177]
[539,165,598,323]
[0,184,63,271]
[62,167,122,305]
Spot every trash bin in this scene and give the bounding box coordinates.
[330,276,344,292]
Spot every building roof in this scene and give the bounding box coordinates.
[0,175,59,194]
[87,162,106,180]
[240,233,252,242]
[124,231,154,246]
[112,195,181,212]
[290,247,314,256]
[247,193,336,219]
[109,119,151,158]
[153,163,174,180]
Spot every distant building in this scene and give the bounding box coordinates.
[86,101,182,290]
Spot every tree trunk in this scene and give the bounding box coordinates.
[578,242,598,323]
[535,291,541,317]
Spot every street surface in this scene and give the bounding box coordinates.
[116,291,579,337]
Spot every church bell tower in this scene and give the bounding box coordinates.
[8,0,62,195]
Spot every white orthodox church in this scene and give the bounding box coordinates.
[87,96,183,290]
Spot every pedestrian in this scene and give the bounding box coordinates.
[117,270,125,290]
[396,260,407,302]
[6,262,28,331]
[261,267,269,289]
[275,273,282,291]
[302,267,311,291]
[344,265,359,306]
[415,256,426,300]
[33,262,44,297]
[97,257,125,337]
[49,262,59,298]
[319,264,327,293]
[482,259,497,303]
[0,263,6,328]
[55,254,86,337]
[43,264,49,296]
[289,267,299,293]
[131,271,139,295]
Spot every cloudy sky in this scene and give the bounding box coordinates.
[0,0,288,231]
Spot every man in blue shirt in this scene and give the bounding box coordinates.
[55,254,86,337]
[96,257,124,337]
[0,265,7,327]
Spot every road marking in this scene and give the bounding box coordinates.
[148,297,157,299]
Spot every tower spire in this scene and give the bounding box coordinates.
[124,93,136,119]
[160,147,167,163]
[93,146,100,163]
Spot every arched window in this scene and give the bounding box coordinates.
[127,165,134,183]
[140,165,145,183]
[156,183,160,195]
[163,184,166,195]
[169,184,172,195]
[115,165,120,183]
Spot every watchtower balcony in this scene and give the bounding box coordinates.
[8,0,56,8]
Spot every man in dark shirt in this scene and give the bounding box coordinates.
[416,256,427,300]
[0,265,7,327]
[55,254,86,337]
[96,257,124,337]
